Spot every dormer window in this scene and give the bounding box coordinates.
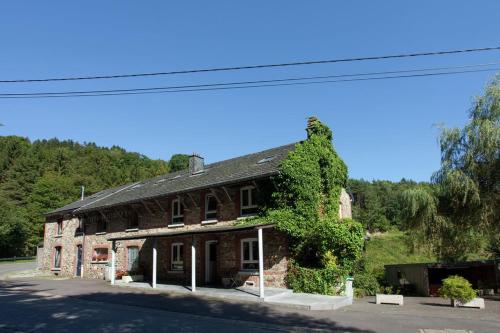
[171,198,184,225]
[240,186,258,216]
[127,211,140,230]
[56,219,63,236]
[96,217,107,234]
[75,217,84,235]
[205,194,218,221]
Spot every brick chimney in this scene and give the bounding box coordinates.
[306,116,318,138]
[189,153,204,174]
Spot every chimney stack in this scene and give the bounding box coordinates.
[306,116,318,138]
[189,153,204,174]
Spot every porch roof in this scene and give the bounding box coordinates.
[107,223,275,241]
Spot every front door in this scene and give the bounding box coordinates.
[205,241,217,284]
[75,245,83,277]
[127,246,139,272]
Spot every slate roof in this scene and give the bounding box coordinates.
[47,142,298,216]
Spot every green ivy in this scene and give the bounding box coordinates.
[243,117,364,294]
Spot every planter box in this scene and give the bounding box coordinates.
[452,297,485,309]
[121,275,144,283]
[376,294,403,306]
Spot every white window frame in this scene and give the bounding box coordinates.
[240,186,258,217]
[204,194,218,221]
[171,242,184,271]
[171,198,184,225]
[240,238,259,270]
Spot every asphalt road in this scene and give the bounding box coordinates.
[0,261,37,278]
[0,275,499,333]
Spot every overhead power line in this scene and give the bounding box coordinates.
[0,64,498,99]
[1,46,499,84]
[2,62,498,97]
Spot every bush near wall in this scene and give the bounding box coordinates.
[439,275,476,303]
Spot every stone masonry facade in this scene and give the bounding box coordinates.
[42,179,352,288]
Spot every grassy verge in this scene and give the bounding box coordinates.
[364,231,436,276]
[0,259,36,265]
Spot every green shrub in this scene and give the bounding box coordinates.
[353,271,380,297]
[439,275,476,303]
[286,262,346,295]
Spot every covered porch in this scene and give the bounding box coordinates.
[108,223,278,299]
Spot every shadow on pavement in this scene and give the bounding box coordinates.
[0,280,374,332]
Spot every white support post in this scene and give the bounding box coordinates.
[110,241,116,285]
[258,228,264,299]
[152,239,157,288]
[191,238,196,292]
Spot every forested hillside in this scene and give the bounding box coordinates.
[0,134,425,259]
[348,179,427,232]
[0,136,189,257]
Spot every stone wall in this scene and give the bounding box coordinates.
[339,188,352,219]
[42,180,289,287]
[42,179,348,287]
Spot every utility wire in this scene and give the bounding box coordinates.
[1,67,498,99]
[2,62,498,97]
[1,46,499,84]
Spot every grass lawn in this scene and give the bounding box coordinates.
[0,259,36,265]
[364,231,436,275]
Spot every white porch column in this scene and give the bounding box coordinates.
[110,241,116,285]
[152,238,157,288]
[191,238,196,292]
[258,228,264,298]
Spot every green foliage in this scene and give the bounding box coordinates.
[286,261,346,295]
[349,178,421,232]
[364,232,436,277]
[0,136,181,257]
[439,275,476,303]
[247,117,364,293]
[0,198,31,257]
[400,76,500,262]
[168,154,190,172]
[353,270,380,297]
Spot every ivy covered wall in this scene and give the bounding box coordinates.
[245,117,364,295]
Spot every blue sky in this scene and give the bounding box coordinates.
[0,1,499,182]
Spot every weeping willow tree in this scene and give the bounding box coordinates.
[401,76,500,262]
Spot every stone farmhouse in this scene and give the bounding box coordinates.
[42,126,352,296]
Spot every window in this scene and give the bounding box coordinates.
[127,212,139,230]
[54,246,62,269]
[75,218,84,234]
[205,194,218,221]
[241,238,259,270]
[56,219,63,236]
[96,217,107,233]
[240,186,258,216]
[127,246,139,272]
[171,199,184,224]
[171,243,184,271]
[92,247,109,262]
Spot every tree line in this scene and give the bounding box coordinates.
[0,136,189,257]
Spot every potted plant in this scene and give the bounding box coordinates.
[439,275,484,309]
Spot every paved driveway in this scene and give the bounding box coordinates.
[0,261,36,278]
[0,278,499,333]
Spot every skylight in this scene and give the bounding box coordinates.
[257,156,275,164]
